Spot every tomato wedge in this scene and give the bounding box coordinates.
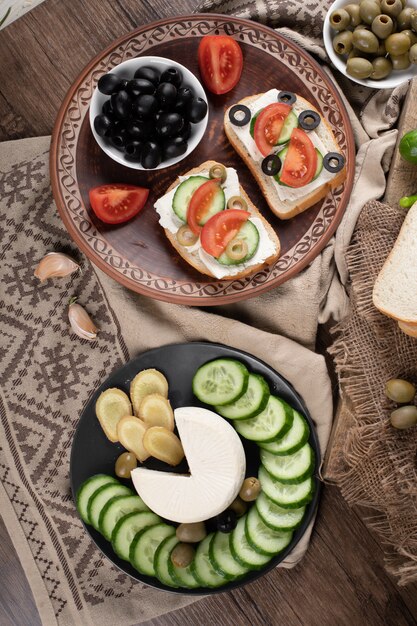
[187,178,223,235]
[198,35,243,95]
[201,209,250,258]
[89,184,149,224]
[254,103,292,157]
[280,128,318,188]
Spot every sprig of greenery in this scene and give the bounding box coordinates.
[0,6,11,29]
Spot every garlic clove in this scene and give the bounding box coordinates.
[68,299,98,342]
[34,252,80,282]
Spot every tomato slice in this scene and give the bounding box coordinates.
[254,103,292,157]
[89,184,149,224]
[200,209,250,258]
[198,35,243,95]
[187,178,223,235]
[280,128,318,188]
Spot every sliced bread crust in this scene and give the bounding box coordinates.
[160,160,281,280]
[224,93,347,220]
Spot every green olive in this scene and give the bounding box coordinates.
[344,3,362,26]
[400,0,407,6]
[402,29,417,46]
[390,51,411,68]
[381,0,403,18]
[372,13,394,38]
[385,32,410,54]
[352,28,380,52]
[114,452,137,479]
[170,543,195,568]
[176,522,207,543]
[397,7,414,30]
[390,405,417,429]
[385,378,416,403]
[410,42,417,63]
[371,55,393,78]
[347,56,374,78]
[359,0,381,24]
[411,10,417,32]
[229,497,248,517]
[209,163,227,183]
[333,30,354,54]
[239,477,261,502]
[227,195,248,211]
[354,24,371,31]
[330,8,351,30]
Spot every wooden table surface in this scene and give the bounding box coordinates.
[1,1,417,625]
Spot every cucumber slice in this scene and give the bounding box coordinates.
[249,111,260,138]
[314,149,323,179]
[245,506,293,556]
[233,396,293,443]
[129,523,175,576]
[168,555,200,589]
[76,474,118,524]
[230,516,271,569]
[277,111,298,145]
[215,374,269,420]
[256,492,306,531]
[260,443,315,484]
[209,530,249,579]
[274,147,323,185]
[259,409,309,455]
[88,483,133,531]
[191,534,228,588]
[172,176,208,222]
[154,535,180,588]
[216,220,260,266]
[259,465,314,509]
[99,494,149,541]
[111,510,161,561]
[192,359,249,406]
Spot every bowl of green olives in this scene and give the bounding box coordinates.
[324,0,417,88]
[89,56,209,170]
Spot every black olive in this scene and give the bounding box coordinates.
[178,120,191,141]
[277,91,297,105]
[126,78,155,98]
[124,140,143,160]
[163,136,188,160]
[174,87,194,113]
[110,125,128,148]
[160,67,183,88]
[323,152,345,173]
[156,82,178,110]
[187,97,208,124]
[298,110,321,131]
[141,141,161,169]
[132,94,158,118]
[261,154,282,176]
[134,65,160,86]
[110,90,132,120]
[126,120,150,140]
[228,104,251,127]
[94,114,113,137]
[156,112,184,138]
[215,510,237,533]
[154,110,164,122]
[97,72,125,95]
[102,99,113,116]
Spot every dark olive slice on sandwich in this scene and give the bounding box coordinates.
[298,110,321,131]
[323,152,345,173]
[277,91,296,105]
[261,154,282,176]
[229,104,251,127]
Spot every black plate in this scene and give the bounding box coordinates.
[70,341,321,594]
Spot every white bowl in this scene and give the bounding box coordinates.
[89,56,208,170]
[323,0,417,89]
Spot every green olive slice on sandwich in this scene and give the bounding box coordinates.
[227,195,248,211]
[177,225,198,247]
[225,238,249,261]
[209,164,227,183]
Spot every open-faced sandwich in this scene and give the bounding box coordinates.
[224,89,347,220]
[154,160,281,280]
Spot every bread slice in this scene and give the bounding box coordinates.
[398,320,417,338]
[159,160,281,280]
[224,93,347,220]
[373,203,417,324]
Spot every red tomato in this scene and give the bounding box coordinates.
[89,184,149,224]
[254,103,292,157]
[280,128,317,188]
[187,178,223,235]
[198,35,243,95]
[200,209,250,258]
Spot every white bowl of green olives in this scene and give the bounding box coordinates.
[324,0,417,88]
[89,56,209,170]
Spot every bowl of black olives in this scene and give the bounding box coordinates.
[324,0,417,88]
[90,56,209,170]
